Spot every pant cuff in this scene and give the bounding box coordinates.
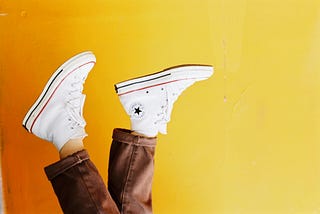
[112,128,157,147]
[44,150,89,180]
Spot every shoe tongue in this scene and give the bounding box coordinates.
[158,123,167,135]
[69,94,86,126]
[79,94,86,118]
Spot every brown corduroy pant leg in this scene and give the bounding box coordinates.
[44,128,157,214]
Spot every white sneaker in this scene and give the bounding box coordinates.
[115,64,214,137]
[22,51,96,151]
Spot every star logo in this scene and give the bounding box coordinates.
[134,107,142,115]
[130,103,144,119]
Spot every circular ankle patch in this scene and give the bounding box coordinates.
[130,103,145,119]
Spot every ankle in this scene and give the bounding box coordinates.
[59,138,84,159]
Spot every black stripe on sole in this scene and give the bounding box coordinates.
[23,68,64,129]
[114,64,212,93]
[115,73,171,93]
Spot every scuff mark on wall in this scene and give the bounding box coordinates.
[222,39,228,103]
[232,83,254,115]
[0,9,8,17]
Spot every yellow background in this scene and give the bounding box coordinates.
[1,0,320,213]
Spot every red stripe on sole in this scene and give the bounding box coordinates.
[117,77,204,96]
[30,61,95,133]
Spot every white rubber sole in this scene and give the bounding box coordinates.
[115,64,214,96]
[22,51,96,132]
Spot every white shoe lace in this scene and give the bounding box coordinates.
[154,81,193,127]
[66,75,86,129]
[153,87,168,125]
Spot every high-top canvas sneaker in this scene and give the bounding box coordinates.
[22,51,96,151]
[115,65,214,137]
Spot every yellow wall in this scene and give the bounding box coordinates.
[1,0,320,213]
